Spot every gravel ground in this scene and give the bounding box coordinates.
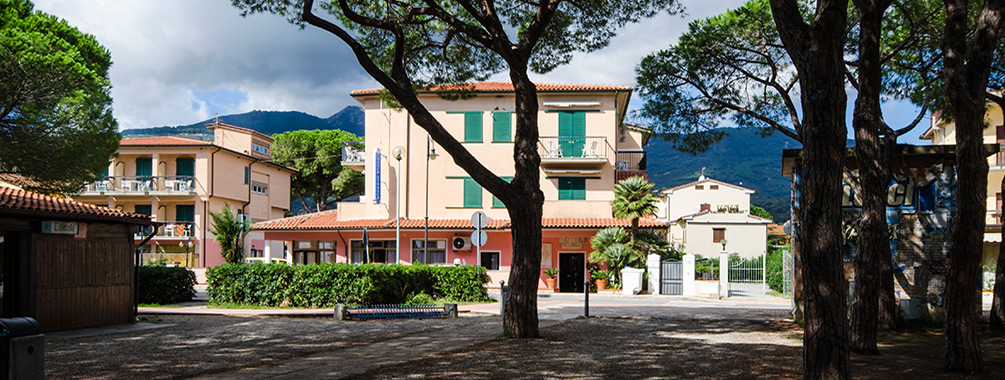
[45,314,492,379]
[350,317,805,380]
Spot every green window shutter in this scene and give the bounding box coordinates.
[463,177,482,208]
[464,112,483,142]
[134,205,152,216]
[492,176,513,208]
[176,158,195,177]
[244,166,250,185]
[558,177,586,200]
[135,158,152,177]
[176,205,195,222]
[557,112,586,157]
[492,112,512,143]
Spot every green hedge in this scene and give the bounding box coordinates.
[137,266,197,304]
[207,263,490,307]
[766,248,784,293]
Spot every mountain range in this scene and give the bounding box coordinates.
[121,106,365,140]
[123,109,798,222]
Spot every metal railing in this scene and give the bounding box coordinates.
[538,136,608,159]
[615,151,646,171]
[135,222,195,239]
[988,210,1002,227]
[83,176,197,193]
[995,146,1005,166]
[342,141,365,164]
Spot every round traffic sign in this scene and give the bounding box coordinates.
[471,230,488,247]
[471,211,488,229]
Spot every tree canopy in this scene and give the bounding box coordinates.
[209,204,252,264]
[270,129,363,212]
[0,0,119,194]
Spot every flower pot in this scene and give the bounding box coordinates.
[546,278,557,291]
[596,279,607,291]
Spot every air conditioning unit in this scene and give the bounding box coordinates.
[452,236,471,251]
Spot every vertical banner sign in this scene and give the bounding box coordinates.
[374,148,382,204]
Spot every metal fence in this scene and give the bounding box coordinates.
[538,136,608,159]
[782,247,794,298]
[728,254,766,297]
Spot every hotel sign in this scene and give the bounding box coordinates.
[41,221,87,239]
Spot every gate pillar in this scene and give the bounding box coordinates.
[683,254,696,296]
[646,254,661,294]
[719,252,729,299]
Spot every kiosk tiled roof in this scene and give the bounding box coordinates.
[0,187,152,224]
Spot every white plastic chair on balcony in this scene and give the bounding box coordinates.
[582,142,598,158]
[547,141,563,158]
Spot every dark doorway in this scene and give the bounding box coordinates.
[559,252,584,293]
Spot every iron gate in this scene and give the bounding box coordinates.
[728,255,766,297]
[660,260,683,295]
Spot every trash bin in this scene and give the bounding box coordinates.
[0,317,44,380]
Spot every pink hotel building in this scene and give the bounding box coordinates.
[254,82,662,291]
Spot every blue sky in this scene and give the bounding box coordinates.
[34,0,930,144]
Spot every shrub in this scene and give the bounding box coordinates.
[766,247,785,293]
[137,266,197,304]
[207,263,490,307]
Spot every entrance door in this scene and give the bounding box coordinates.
[559,252,584,293]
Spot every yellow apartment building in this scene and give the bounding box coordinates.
[256,82,662,292]
[73,122,295,270]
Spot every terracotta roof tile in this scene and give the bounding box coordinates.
[0,187,152,224]
[120,136,212,146]
[352,81,632,96]
[206,122,274,141]
[0,173,41,189]
[768,223,787,235]
[254,212,664,231]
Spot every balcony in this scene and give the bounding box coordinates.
[81,176,197,196]
[135,222,195,240]
[994,146,1005,167]
[342,141,365,171]
[615,150,648,181]
[988,210,1002,230]
[538,136,608,169]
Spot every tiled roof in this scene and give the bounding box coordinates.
[120,136,212,146]
[768,223,787,236]
[661,177,755,194]
[351,81,632,96]
[254,211,665,231]
[205,122,274,142]
[0,187,152,224]
[0,173,41,189]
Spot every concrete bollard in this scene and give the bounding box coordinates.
[499,280,508,315]
[334,304,346,321]
[445,303,458,318]
[584,281,590,318]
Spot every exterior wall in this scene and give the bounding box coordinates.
[340,90,633,221]
[261,227,606,289]
[680,219,768,258]
[664,182,751,221]
[213,126,254,154]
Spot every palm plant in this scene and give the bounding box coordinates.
[209,204,252,264]
[612,176,660,245]
[589,227,642,284]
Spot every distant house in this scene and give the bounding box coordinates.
[71,121,296,271]
[656,176,770,258]
[0,186,152,331]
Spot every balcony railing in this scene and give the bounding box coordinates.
[988,210,1002,228]
[342,141,365,167]
[83,176,197,194]
[538,136,608,159]
[136,222,195,240]
[615,151,646,171]
[995,146,1005,166]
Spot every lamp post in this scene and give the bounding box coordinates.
[424,136,438,264]
[392,146,405,264]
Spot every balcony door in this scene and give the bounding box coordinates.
[558,111,586,158]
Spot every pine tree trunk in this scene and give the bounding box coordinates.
[770,1,851,378]
[878,137,899,329]
[850,0,891,354]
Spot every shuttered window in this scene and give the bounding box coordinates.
[176,157,195,177]
[244,166,250,185]
[463,177,481,208]
[557,177,586,200]
[713,228,726,243]
[492,111,512,143]
[464,112,483,142]
[135,158,152,177]
[176,205,195,222]
[134,205,152,216]
[492,177,513,208]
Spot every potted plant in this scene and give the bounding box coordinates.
[592,269,610,291]
[543,268,559,290]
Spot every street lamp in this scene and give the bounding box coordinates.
[424,136,438,264]
[392,146,405,264]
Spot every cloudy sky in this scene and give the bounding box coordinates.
[33,0,929,142]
